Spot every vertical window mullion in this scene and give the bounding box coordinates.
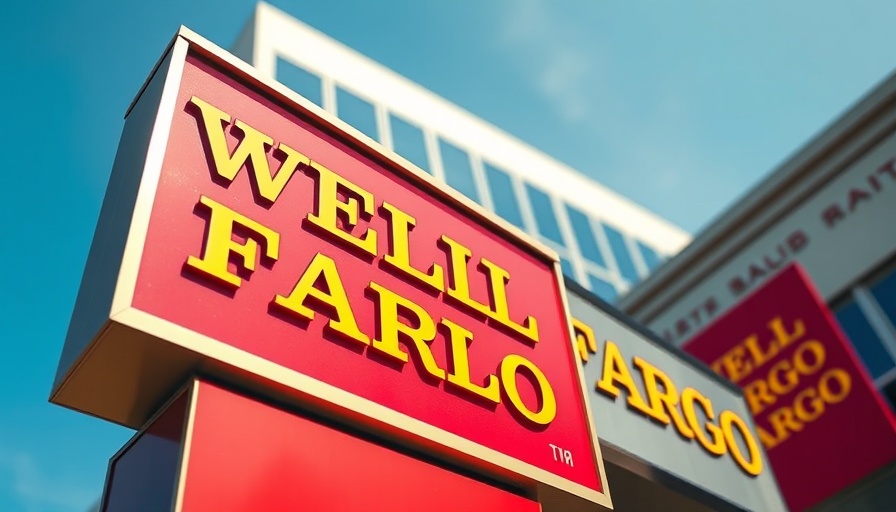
[854,285,896,363]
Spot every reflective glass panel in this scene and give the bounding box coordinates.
[525,184,564,246]
[276,58,322,107]
[484,162,525,229]
[601,223,639,283]
[835,301,895,379]
[870,269,896,330]
[560,257,575,279]
[588,273,618,303]
[438,138,480,203]
[565,205,606,267]
[336,87,378,140]
[637,240,663,271]
[389,114,430,173]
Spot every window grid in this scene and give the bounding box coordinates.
[875,367,896,389]
[834,262,896,409]
[375,104,392,150]
[587,273,618,303]
[836,300,894,379]
[564,204,608,269]
[423,128,446,182]
[625,235,650,280]
[483,162,525,230]
[592,219,626,287]
[335,87,378,141]
[513,173,539,236]
[437,138,481,204]
[467,151,493,212]
[320,75,337,113]
[275,58,323,107]
[637,240,665,272]
[271,51,663,302]
[388,114,431,174]
[601,222,640,284]
[854,285,896,363]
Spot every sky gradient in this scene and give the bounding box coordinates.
[3,1,896,510]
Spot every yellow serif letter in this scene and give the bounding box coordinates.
[189,96,310,205]
[185,195,280,289]
[272,252,370,346]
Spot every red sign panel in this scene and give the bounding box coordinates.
[684,263,896,511]
[181,380,541,512]
[53,31,608,508]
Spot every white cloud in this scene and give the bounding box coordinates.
[496,0,597,122]
[492,0,732,229]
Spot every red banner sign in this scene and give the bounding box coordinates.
[53,31,609,509]
[103,380,541,512]
[684,263,896,511]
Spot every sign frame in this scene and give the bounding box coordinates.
[683,263,896,511]
[52,27,612,510]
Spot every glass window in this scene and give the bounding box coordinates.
[882,379,896,412]
[276,58,322,107]
[484,162,524,229]
[438,139,480,203]
[525,184,564,246]
[601,223,639,283]
[870,269,896,330]
[588,273,618,303]
[336,87,378,140]
[637,240,663,271]
[565,205,606,267]
[835,301,895,379]
[560,257,574,279]
[389,114,430,173]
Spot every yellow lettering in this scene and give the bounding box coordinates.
[768,316,806,351]
[272,252,369,345]
[757,425,779,450]
[680,387,726,456]
[572,318,597,363]
[500,354,556,426]
[305,162,378,258]
[367,281,446,380]
[716,345,752,383]
[743,334,779,370]
[440,318,500,404]
[440,234,492,316]
[478,257,538,342]
[634,357,695,438]
[767,359,799,396]
[439,235,538,343]
[767,406,802,444]
[743,378,777,415]
[185,195,280,289]
[818,368,851,404]
[720,410,763,476]
[189,96,308,204]
[793,387,825,423]
[595,340,653,416]
[380,201,444,292]
[793,340,826,376]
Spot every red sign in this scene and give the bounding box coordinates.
[103,380,541,512]
[53,30,608,509]
[684,263,896,511]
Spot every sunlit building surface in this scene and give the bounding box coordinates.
[232,3,690,304]
[79,8,793,512]
[621,64,896,509]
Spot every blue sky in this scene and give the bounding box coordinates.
[3,1,896,510]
